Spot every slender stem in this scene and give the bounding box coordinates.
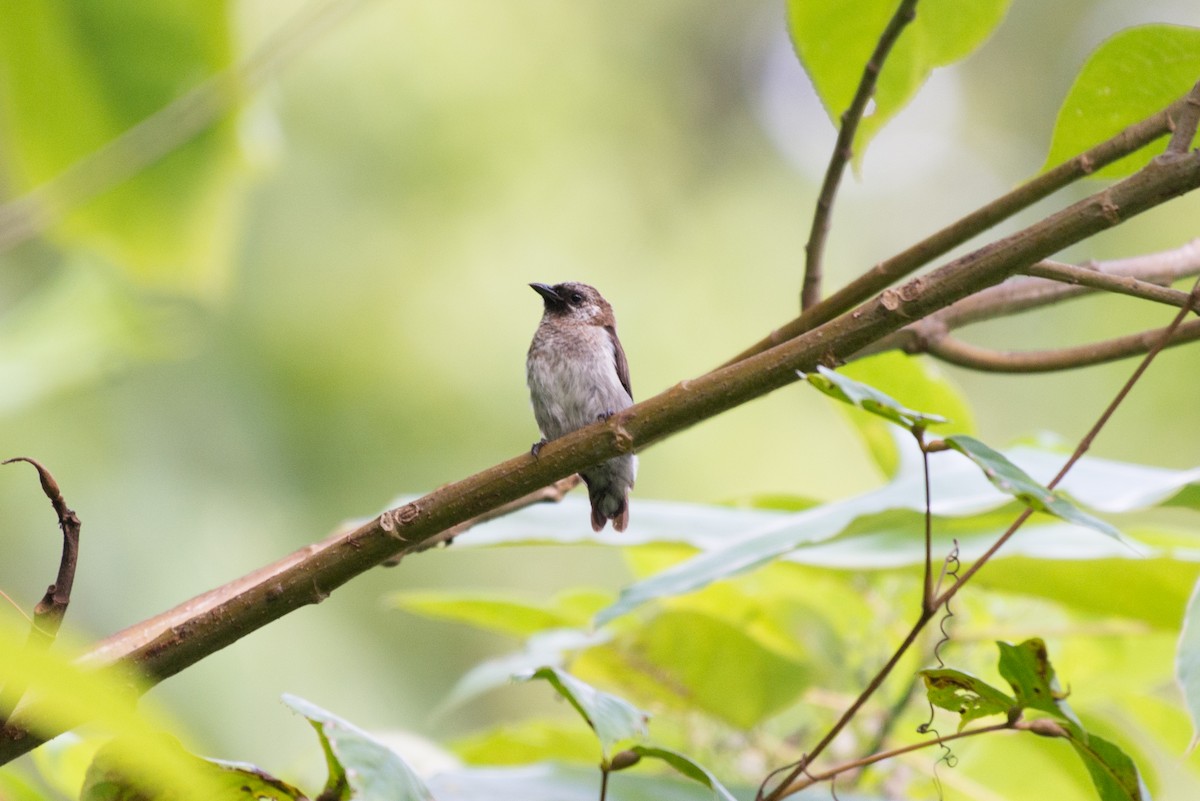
[760,611,934,801]
[599,767,610,801]
[802,0,921,310]
[1021,260,1197,308]
[1166,80,1200,154]
[919,432,934,612]
[784,722,1013,793]
[919,318,1200,373]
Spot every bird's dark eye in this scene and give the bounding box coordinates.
[569,292,585,305]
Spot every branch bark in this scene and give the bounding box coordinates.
[727,90,1196,367]
[0,458,80,726]
[2,139,1199,765]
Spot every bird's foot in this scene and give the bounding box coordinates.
[597,410,616,422]
[531,438,548,458]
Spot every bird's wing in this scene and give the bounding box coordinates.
[606,325,633,400]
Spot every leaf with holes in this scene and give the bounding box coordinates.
[996,639,1083,735]
[919,668,1016,732]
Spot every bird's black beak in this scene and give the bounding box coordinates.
[530,283,563,306]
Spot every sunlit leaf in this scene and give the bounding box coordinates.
[582,610,810,729]
[0,625,221,799]
[0,768,48,801]
[517,667,649,758]
[802,365,948,432]
[1177,576,1200,751]
[425,762,763,801]
[920,668,1016,731]
[81,737,305,801]
[1043,24,1200,178]
[945,436,1124,541]
[452,720,601,766]
[996,638,1083,735]
[388,591,584,638]
[786,0,1011,162]
[0,1,248,296]
[629,746,739,801]
[283,693,435,801]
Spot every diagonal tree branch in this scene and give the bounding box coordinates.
[1,138,1197,765]
[727,90,1197,367]
[801,0,920,311]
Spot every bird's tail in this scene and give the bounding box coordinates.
[583,474,630,532]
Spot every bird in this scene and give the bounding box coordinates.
[526,281,636,532]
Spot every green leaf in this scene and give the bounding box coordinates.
[30,732,101,800]
[580,610,810,729]
[1066,731,1151,801]
[517,667,649,759]
[451,720,602,766]
[787,0,1011,162]
[945,436,1125,541]
[0,626,223,799]
[1043,24,1200,178]
[996,638,1083,734]
[283,694,435,801]
[1177,576,1200,751]
[388,591,587,638]
[0,1,247,296]
[81,735,305,801]
[629,746,739,801]
[841,353,975,478]
[802,365,948,432]
[425,762,761,801]
[919,668,1016,731]
[0,768,50,801]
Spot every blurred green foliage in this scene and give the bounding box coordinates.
[1,1,1200,800]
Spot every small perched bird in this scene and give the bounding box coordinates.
[527,281,636,532]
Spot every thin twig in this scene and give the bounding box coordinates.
[784,721,1013,793]
[1166,80,1200,155]
[918,431,933,612]
[856,240,1200,365]
[1021,260,1196,308]
[0,458,81,725]
[801,0,920,310]
[0,0,368,252]
[725,91,1195,368]
[920,319,1200,372]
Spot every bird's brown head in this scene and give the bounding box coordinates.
[530,282,616,327]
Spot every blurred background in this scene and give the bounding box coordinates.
[1,0,1198,780]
